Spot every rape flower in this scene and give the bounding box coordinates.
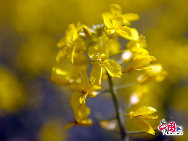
[51,3,167,137]
[137,64,167,84]
[51,53,88,86]
[129,106,158,135]
[102,4,139,40]
[124,35,156,72]
[88,43,122,89]
[127,35,147,50]
[109,4,139,26]
[51,67,81,86]
[57,23,87,63]
[125,53,156,73]
[70,70,99,126]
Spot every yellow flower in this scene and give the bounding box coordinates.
[56,23,86,64]
[70,70,99,126]
[109,4,139,26]
[102,4,139,40]
[125,53,156,73]
[88,44,122,89]
[137,64,168,84]
[51,67,81,86]
[129,106,158,135]
[72,103,93,126]
[51,53,88,86]
[127,35,147,50]
[124,35,156,72]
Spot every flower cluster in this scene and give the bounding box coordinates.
[51,4,167,135]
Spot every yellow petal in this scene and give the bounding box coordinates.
[80,70,89,90]
[57,24,78,47]
[70,92,81,109]
[83,25,92,38]
[102,13,113,29]
[123,13,139,22]
[63,122,75,130]
[76,118,93,126]
[73,104,91,122]
[137,64,167,84]
[136,119,155,135]
[88,46,99,60]
[129,106,158,120]
[57,37,66,47]
[103,59,122,78]
[71,45,76,64]
[56,48,69,64]
[117,26,139,41]
[90,62,102,90]
[110,4,122,15]
[125,54,154,73]
[50,67,70,85]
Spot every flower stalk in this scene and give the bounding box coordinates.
[107,73,128,141]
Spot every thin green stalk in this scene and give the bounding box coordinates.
[99,82,136,94]
[107,73,128,141]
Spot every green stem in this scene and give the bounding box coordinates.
[99,83,136,94]
[107,73,128,141]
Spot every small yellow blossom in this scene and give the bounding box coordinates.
[125,53,156,73]
[57,23,87,63]
[109,4,139,26]
[88,44,122,88]
[51,54,88,86]
[137,64,168,84]
[102,4,139,40]
[124,35,156,72]
[70,70,99,126]
[129,106,158,135]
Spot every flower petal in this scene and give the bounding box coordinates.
[90,62,102,89]
[103,59,122,78]
[117,26,139,41]
[129,106,158,120]
[136,119,155,135]
[102,13,113,29]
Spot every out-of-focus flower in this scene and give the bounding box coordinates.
[57,23,88,64]
[0,67,25,113]
[51,53,88,86]
[129,106,158,135]
[39,119,66,141]
[137,64,168,84]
